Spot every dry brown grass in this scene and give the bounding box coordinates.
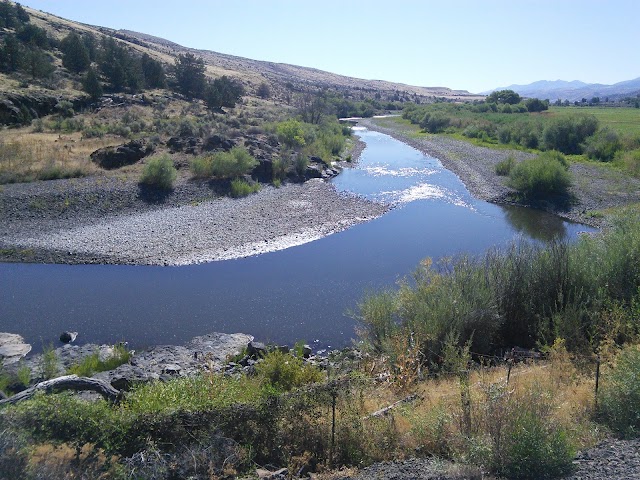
[0,130,120,183]
[28,443,116,479]
[349,341,601,471]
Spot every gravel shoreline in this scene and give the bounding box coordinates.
[361,117,640,228]
[0,177,387,265]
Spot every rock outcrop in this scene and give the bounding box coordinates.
[90,140,154,170]
[0,333,31,365]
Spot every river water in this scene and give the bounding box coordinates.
[0,128,594,351]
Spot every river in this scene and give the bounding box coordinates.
[0,128,595,351]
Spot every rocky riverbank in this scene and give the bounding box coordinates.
[362,117,640,228]
[0,172,388,265]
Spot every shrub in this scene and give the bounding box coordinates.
[508,151,571,198]
[255,350,323,392]
[423,113,450,133]
[495,155,515,175]
[491,389,576,479]
[140,154,177,190]
[230,179,260,198]
[614,148,640,176]
[271,157,289,181]
[525,98,549,112]
[190,147,257,179]
[598,345,640,437]
[40,344,59,380]
[584,127,621,162]
[276,119,306,148]
[542,115,598,154]
[356,291,397,353]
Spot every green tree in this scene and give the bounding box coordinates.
[98,37,142,92]
[140,53,165,89]
[60,32,90,74]
[24,47,54,79]
[16,24,50,49]
[257,82,271,99]
[487,89,522,105]
[82,67,103,100]
[173,52,206,99]
[0,35,22,72]
[204,75,244,110]
[525,98,549,112]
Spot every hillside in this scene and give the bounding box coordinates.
[18,6,481,104]
[116,29,481,102]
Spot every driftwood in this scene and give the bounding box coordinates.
[0,375,122,406]
[365,393,419,420]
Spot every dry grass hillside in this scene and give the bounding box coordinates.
[23,4,482,103]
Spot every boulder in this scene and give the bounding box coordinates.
[202,134,235,152]
[59,331,78,344]
[0,93,60,126]
[251,157,274,183]
[0,333,31,365]
[90,140,153,169]
[304,164,323,180]
[167,136,201,154]
[247,341,267,358]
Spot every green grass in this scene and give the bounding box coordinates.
[543,107,640,137]
[67,344,132,377]
[230,178,260,197]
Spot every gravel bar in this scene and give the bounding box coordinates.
[0,175,388,265]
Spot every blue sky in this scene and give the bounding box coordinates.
[21,0,640,93]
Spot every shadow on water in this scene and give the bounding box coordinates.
[0,128,597,351]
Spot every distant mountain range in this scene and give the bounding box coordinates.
[484,78,640,102]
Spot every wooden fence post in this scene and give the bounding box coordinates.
[595,355,601,408]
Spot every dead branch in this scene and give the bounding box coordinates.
[0,375,121,406]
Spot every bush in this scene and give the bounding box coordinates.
[584,127,621,162]
[508,151,571,198]
[190,147,257,179]
[614,148,640,176]
[255,350,323,392]
[140,154,177,189]
[423,113,450,133]
[525,98,549,112]
[598,345,640,437]
[276,119,306,148]
[490,388,576,479]
[495,155,515,175]
[230,178,260,198]
[542,115,598,154]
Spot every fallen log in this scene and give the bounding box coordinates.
[0,375,122,406]
[364,393,419,420]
